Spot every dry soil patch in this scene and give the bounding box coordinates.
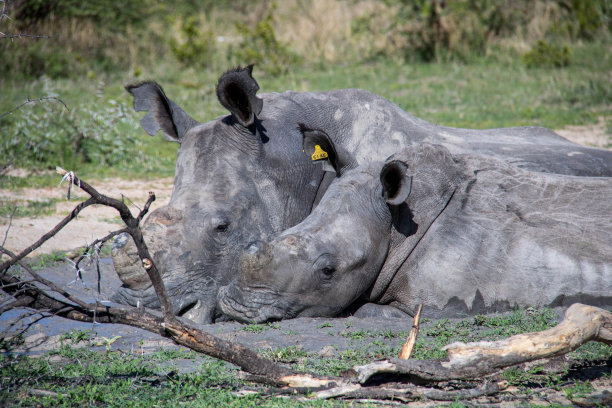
[1,177,173,256]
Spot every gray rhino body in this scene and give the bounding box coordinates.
[219,143,612,322]
[113,67,612,324]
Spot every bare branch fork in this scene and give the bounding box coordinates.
[0,96,69,120]
[0,0,51,41]
[0,168,174,320]
[1,170,611,401]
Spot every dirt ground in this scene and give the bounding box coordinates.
[1,177,174,256]
[1,121,610,258]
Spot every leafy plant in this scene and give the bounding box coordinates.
[232,3,299,76]
[60,329,92,344]
[170,16,216,68]
[260,345,309,362]
[522,40,571,67]
[1,92,143,170]
[31,250,67,270]
[240,322,279,333]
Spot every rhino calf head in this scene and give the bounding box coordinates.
[218,129,414,323]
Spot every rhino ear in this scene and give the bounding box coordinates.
[125,81,198,143]
[298,124,342,174]
[380,160,412,206]
[216,64,263,127]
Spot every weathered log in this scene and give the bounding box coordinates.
[356,303,612,384]
[442,303,612,370]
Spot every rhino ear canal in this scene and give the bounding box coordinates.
[380,161,412,206]
[298,124,342,175]
[216,64,264,127]
[125,81,198,143]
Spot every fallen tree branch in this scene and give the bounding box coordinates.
[442,303,612,368]
[55,168,175,321]
[0,173,340,388]
[0,261,338,387]
[355,303,612,384]
[0,168,174,321]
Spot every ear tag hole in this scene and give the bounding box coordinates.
[311,145,329,161]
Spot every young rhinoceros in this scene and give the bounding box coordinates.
[218,142,612,322]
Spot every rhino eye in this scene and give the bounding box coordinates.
[215,222,230,232]
[321,267,335,277]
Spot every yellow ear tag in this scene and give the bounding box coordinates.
[311,144,328,161]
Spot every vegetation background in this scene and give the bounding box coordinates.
[0,1,611,406]
[1,0,611,183]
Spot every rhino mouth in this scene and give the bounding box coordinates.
[217,284,291,323]
[112,272,219,324]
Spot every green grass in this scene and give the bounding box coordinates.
[29,250,68,270]
[239,322,281,333]
[1,307,609,406]
[0,198,59,219]
[0,347,358,407]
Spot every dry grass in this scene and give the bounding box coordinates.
[273,0,395,62]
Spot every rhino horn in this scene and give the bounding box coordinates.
[239,240,273,274]
[111,233,150,290]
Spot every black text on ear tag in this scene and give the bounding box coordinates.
[311,145,328,161]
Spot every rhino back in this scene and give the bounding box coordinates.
[381,155,612,317]
[277,88,612,177]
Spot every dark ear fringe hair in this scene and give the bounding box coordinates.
[215,64,256,98]
[297,122,311,133]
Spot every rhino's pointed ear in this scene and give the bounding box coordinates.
[298,124,342,175]
[380,160,412,206]
[125,81,198,143]
[216,64,263,127]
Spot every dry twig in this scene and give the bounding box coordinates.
[398,302,422,359]
[0,96,67,119]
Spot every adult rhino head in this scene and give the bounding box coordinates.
[111,66,325,323]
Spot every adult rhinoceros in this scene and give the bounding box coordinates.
[218,141,612,322]
[113,66,612,324]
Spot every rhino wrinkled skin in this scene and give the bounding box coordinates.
[113,66,612,324]
[219,143,612,322]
